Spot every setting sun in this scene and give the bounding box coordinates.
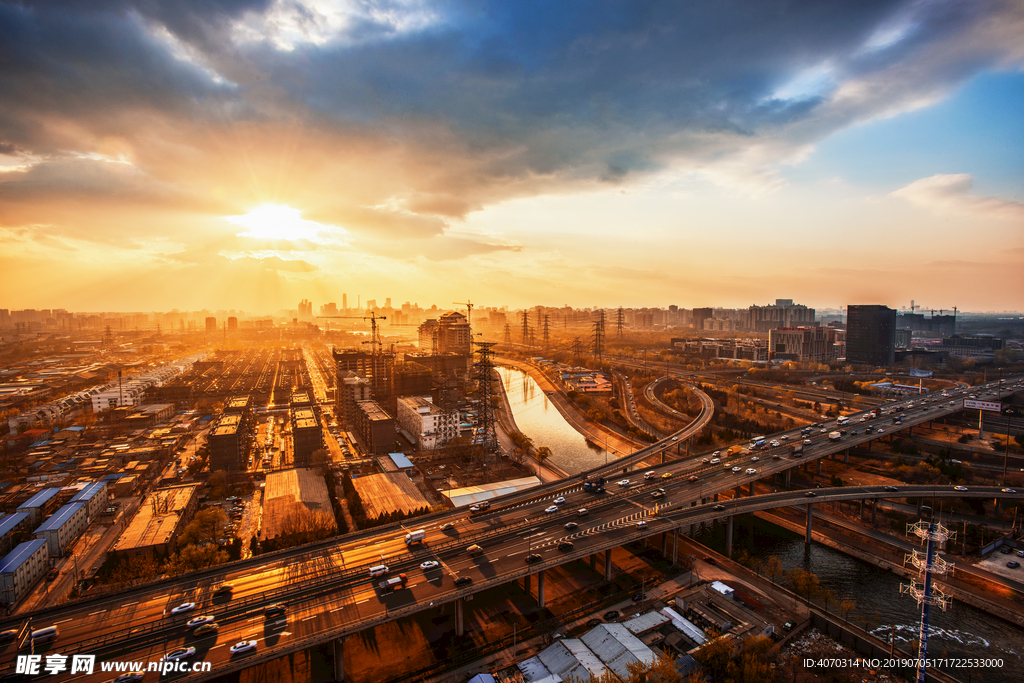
[225,204,327,241]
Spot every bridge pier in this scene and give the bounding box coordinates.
[589,554,596,570]
[844,448,850,463]
[537,570,545,608]
[604,549,613,581]
[333,637,348,682]
[748,482,754,497]
[725,516,734,558]
[662,533,669,555]
[523,573,531,596]
[690,523,695,537]
[785,470,791,486]
[816,459,822,475]
[872,500,877,526]
[455,598,465,636]
[714,493,719,502]
[672,530,679,567]
[805,504,813,545]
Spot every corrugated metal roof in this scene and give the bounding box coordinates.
[580,623,655,679]
[622,610,670,635]
[70,480,106,502]
[18,487,61,510]
[388,453,414,469]
[0,539,46,574]
[660,607,706,645]
[517,655,562,683]
[711,580,734,597]
[35,502,86,533]
[0,513,29,538]
[445,476,542,507]
[537,640,606,682]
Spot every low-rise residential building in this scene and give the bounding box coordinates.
[34,501,89,557]
[16,487,62,527]
[0,539,48,606]
[69,480,109,521]
[0,513,32,557]
[208,413,246,472]
[396,396,458,451]
[291,406,323,466]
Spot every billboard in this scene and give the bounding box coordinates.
[964,399,1002,413]
[909,369,933,378]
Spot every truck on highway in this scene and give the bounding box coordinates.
[584,477,606,493]
[870,408,882,418]
[828,431,842,441]
[791,443,804,456]
[727,445,742,456]
[379,574,408,592]
[405,529,426,545]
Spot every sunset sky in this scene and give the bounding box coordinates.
[1,0,1023,313]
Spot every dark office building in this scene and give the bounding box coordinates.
[846,305,897,366]
[291,407,323,467]
[208,414,245,472]
[691,308,714,332]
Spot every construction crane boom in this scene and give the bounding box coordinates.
[453,300,474,328]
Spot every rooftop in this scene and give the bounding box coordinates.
[260,468,335,542]
[113,484,199,552]
[18,487,61,510]
[35,502,87,533]
[0,539,46,574]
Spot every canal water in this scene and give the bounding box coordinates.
[496,365,612,474]
[695,516,1023,683]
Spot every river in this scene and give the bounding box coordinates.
[695,516,1023,683]
[496,365,614,474]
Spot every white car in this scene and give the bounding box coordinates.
[636,521,648,530]
[745,468,758,475]
[553,497,566,504]
[731,466,742,473]
[617,480,631,487]
[186,615,215,628]
[770,440,780,447]
[230,640,257,655]
[171,602,196,615]
[545,505,559,513]
[163,647,196,662]
[750,456,759,462]
[420,560,440,570]
[781,435,789,440]
[954,486,968,492]
[710,458,721,464]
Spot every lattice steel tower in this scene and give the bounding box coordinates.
[900,519,955,683]
[472,341,499,453]
[616,307,624,338]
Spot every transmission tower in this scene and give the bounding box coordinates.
[592,310,605,361]
[542,315,550,348]
[503,322,512,343]
[472,341,498,453]
[616,307,624,338]
[571,337,583,359]
[521,311,531,345]
[900,519,955,683]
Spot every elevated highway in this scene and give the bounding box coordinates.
[2,377,1021,681]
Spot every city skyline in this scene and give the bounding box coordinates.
[2,1,1023,312]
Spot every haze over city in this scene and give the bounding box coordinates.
[2,0,1023,312]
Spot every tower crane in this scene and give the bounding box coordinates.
[315,312,387,355]
[453,300,474,328]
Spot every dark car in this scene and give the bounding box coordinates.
[1000,546,1014,554]
[884,486,899,492]
[564,522,579,530]
[713,504,725,511]
[804,491,816,497]
[586,618,603,628]
[264,604,286,617]
[702,556,716,565]
[603,610,620,621]
[1007,561,1020,569]
[525,554,542,564]
[558,541,574,551]
[454,576,473,587]
[632,593,647,602]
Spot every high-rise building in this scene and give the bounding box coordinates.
[227,317,238,331]
[205,317,217,332]
[846,305,896,366]
[691,308,714,331]
[747,299,816,332]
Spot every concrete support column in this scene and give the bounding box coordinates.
[537,570,545,608]
[524,573,531,596]
[604,549,613,581]
[661,451,666,464]
[714,493,719,502]
[333,637,347,681]
[872,500,877,526]
[785,469,791,486]
[589,554,596,570]
[455,598,465,637]
[859,498,865,519]
[748,482,754,497]
[662,533,669,555]
[909,425,914,437]
[805,504,813,545]
[672,530,679,567]
[844,448,850,463]
[816,459,822,475]
[689,523,695,537]
[725,515,734,559]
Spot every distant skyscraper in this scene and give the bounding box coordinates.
[343,293,348,313]
[846,305,896,366]
[227,317,238,331]
[205,316,217,333]
[692,308,714,332]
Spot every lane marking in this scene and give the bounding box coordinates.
[302,615,317,622]
[54,618,73,625]
[356,599,369,604]
[88,610,105,616]
[123,602,138,607]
